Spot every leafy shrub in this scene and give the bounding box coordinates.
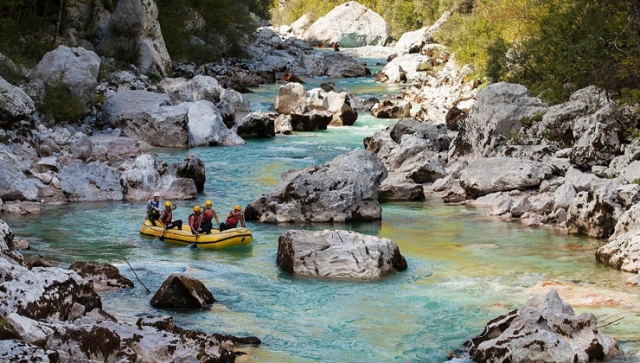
[624,128,640,140]
[37,82,86,124]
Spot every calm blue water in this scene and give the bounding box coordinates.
[5,61,640,362]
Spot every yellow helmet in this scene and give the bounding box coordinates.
[205,200,212,206]
[193,205,201,212]
[234,205,242,211]
[164,201,172,207]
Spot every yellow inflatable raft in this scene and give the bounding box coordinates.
[139,219,253,249]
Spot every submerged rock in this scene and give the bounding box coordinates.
[151,273,215,308]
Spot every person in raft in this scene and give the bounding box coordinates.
[146,192,162,222]
[198,200,220,234]
[189,205,203,235]
[219,205,246,231]
[159,201,182,230]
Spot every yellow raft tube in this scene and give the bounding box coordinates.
[139,219,253,249]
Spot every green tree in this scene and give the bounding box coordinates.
[436,0,640,103]
[156,0,259,64]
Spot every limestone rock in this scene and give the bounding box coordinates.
[459,158,553,198]
[465,290,620,363]
[0,160,38,201]
[35,45,100,113]
[596,230,640,273]
[246,149,387,223]
[69,261,134,291]
[304,2,389,47]
[277,229,407,279]
[59,162,122,202]
[0,77,35,122]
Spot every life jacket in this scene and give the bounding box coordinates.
[147,200,160,215]
[203,208,214,222]
[160,209,172,225]
[225,213,241,227]
[190,213,202,229]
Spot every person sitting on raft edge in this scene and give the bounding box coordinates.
[198,200,220,234]
[159,201,182,230]
[189,205,203,236]
[219,205,246,231]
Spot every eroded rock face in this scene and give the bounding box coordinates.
[235,111,276,138]
[0,160,38,202]
[0,219,13,253]
[0,340,58,362]
[459,158,553,198]
[102,90,190,148]
[35,45,100,112]
[277,229,407,279]
[0,255,102,321]
[465,290,620,363]
[150,273,215,308]
[567,180,639,238]
[120,153,198,201]
[59,162,123,202]
[245,149,387,223]
[106,0,171,76]
[449,82,548,160]
[0,77,35,122]
[596,230,640,273]
[69,261,134,292]
[176,153,206,193]
[158,75,223,105]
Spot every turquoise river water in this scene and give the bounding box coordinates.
[4,58,640,363]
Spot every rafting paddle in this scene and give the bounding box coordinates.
[159,226,167,241]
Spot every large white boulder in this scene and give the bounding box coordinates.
[304,1,389,47]
[35,46,100,112]
[0,77,35,121]
[277,229,407,279]
[245,149,387,223]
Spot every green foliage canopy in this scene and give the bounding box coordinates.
[156,0,259,64]
[436,0,640,104]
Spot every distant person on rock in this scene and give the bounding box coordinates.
[331,42,340,51]
[199,200,220,234]
[159,201,182,230]
[219,205,246,231]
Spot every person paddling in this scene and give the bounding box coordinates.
[219,205,246,231]
[199,200,220,234]
[159,201,182,230]
[189,205,203,235]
